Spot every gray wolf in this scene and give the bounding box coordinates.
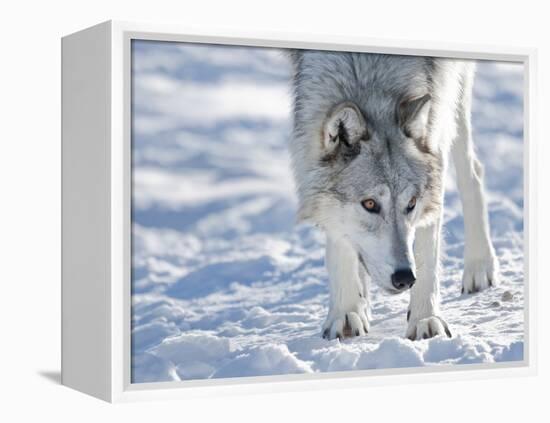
[288,50,499,340]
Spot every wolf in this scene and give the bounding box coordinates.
[288,50,499,341]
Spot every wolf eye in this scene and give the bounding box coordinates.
[362,198,380,213]
[406,196,417,213]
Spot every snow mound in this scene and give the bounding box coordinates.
[356,338,425,369]
[213,344,313,378]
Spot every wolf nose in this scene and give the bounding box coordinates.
[391,269,416,290]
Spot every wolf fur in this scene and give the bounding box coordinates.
[288,51,499,341]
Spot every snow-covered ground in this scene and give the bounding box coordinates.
[131,41,524,383]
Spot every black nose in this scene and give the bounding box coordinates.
[391,268,416,290]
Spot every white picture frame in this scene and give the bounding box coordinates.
[61,20,537,403]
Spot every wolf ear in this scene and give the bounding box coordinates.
[323,102,367,153]
[398,94,431,139]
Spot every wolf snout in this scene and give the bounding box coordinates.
[391,268,416,290]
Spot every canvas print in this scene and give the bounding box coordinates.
[131,40,524,383]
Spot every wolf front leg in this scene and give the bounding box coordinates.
[406,220,452,340]
[452,69,499,294]
[322,233,370,340]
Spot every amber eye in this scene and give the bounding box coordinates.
[407,196,417,213]
[362,198,380,214]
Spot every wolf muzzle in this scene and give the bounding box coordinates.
[391,268,416,290]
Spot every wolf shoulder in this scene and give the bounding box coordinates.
[286,49,475,101]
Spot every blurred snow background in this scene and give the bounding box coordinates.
[131,40,524,383]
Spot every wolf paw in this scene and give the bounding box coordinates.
[406,316,452,341]
[462,254,499,294]
[322,302,370,340]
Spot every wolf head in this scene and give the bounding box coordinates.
[289,51,444,293]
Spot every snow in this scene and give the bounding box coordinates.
[130,41,524,383]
